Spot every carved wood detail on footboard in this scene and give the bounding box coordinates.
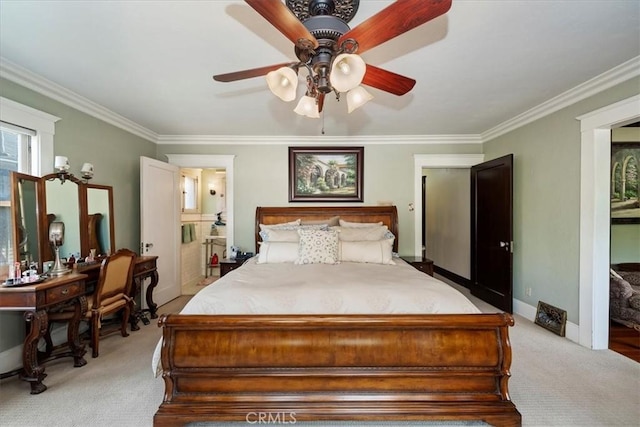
[154,313,521,427]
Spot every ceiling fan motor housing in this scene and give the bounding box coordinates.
[296,15,352,93]
[286,0,360,23]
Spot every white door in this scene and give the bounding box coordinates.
[140,156,181,308]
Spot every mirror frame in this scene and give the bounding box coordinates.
[80,183,115,257]
[10,172,46,268]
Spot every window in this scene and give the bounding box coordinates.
[181,171,200,213]
[0,97,59,277]
[1,124,34,268]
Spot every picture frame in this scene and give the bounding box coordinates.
[534,301,567,337]
[611,142,640,224]
[289,146,363,202]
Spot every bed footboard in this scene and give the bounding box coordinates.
[154,313,521,427]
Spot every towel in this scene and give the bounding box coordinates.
[189,223,196,242]
[181,224,192,244]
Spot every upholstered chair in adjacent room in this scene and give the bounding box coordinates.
[85,248,136,357]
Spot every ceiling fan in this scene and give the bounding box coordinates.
[213,0,452,117]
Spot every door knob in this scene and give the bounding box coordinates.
[499,241,513,252]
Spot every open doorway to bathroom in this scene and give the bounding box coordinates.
[180,168,227,295]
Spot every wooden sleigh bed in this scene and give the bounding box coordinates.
[154,206,521,427]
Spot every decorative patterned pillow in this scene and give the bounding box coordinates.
[339,238,395,265]
[339,219,384,228]
[257,242,299,264]
[295,228,339,265]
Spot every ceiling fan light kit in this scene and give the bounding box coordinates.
[214,0,452,119]
[266,67,299,102]
[346,85,373,113]
[329,53,366,93]
[294,95,321,118]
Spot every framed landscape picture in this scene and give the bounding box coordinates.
[289,146,363,202]
[611,142,640,224]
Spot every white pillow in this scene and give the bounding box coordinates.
[339,219,384,228]
[295,228,339,265]
[259,219,301,231]
[333,225,389,241]
[300,216,340,227]
[257,242,299,264]
[339,238,395,265]
[261,224,328,242]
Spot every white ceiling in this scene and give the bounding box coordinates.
[1,0,639,139]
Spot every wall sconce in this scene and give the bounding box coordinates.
[81,163,94,181]
[208,184,216,196]
[53,156,94,184]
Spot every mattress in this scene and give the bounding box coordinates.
[152,256,480,375]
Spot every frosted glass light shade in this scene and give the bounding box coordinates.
[330,53,366,93]
[54,156,69,171]
[347,86,373,113]
[294,96,320,118]
[81,162,94,179]
[266,67,298,102]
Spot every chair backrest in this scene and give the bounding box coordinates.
[92,248,137,307]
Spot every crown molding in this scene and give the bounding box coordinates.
[155,134,483,145]
[0,57,158,142]
[2,55,638,146]
[481,56,640,142]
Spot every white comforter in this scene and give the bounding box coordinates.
[152,256,480,375]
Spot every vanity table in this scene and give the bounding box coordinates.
[0,273,88,394]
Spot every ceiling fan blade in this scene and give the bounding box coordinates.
[339,0,452,54]
[318,93,326,113]
[213,63,295,82]
[245,0,319,49]
[362,64,416,96]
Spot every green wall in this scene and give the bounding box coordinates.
[482,76,640,324]
[155,143,482,257]
[0,77,157,355]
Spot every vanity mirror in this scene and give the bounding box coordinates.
[10,172,44,268]
[81,183,115,257]
[11,171,117,271]
[42,172,82,262]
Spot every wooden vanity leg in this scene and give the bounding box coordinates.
[68,296,88,367]
[21,310,49,394]
[145,270,159,319]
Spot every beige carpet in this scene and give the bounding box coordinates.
[1,283,639,427]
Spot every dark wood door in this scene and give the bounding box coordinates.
[471,154,513,313]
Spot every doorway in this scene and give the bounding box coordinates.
[165,154,235,296]
[179,167,227,296]
[578,95,639,349]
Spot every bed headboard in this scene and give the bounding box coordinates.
[255,206,399,253]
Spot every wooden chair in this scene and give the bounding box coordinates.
[85,248,136,358]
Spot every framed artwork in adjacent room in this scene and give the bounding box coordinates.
[611,142,640,224]
[289,146,363,202]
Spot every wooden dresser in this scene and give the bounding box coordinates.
[0,273,88,394]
